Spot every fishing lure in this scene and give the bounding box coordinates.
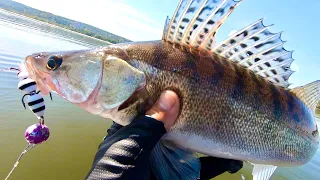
[2,66,51,180]
[16,67,52,122]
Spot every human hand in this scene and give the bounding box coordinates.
[145,90,243,179]
[146,90,180,131]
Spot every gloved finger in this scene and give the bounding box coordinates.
[199,156,243,180]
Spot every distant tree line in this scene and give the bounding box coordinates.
[26,14,118,43]
[0,0,131,44]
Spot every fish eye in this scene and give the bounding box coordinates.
[46,55,63,71]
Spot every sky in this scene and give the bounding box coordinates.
[12,0,320,87]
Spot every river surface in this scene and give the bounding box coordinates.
[0,9,319,180]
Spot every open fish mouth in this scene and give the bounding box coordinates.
[25,54,53,96]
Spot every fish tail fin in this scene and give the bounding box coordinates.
[149,140,200,180]
[291,80,320,115]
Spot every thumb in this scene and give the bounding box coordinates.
[146,90,180,131]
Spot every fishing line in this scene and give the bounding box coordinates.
[0,67,20,72]
[5,144,37,180]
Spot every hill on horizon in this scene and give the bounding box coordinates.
[0,0,132,43]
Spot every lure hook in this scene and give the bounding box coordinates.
[36,91,53,101]
[21,94,31,109]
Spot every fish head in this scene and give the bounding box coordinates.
[25,50,103,104]
[25,48,147,124]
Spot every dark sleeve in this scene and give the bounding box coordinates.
[199,156,243,180]
[102,122,124,140]
[86,115,166,180]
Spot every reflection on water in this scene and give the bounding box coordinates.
[0,9,319,180]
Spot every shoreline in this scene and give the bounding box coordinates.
[0,8,112,47]
[0,8,113,44]
[0,5,130,44]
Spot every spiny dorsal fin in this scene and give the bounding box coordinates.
[162,16,171,40]
[164,0,241,50]
[291,80,320,114]
[214,19,294,88]
[163,1,294,88]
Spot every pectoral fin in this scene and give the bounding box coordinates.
[252,164,277,180]
[149,140,200,180]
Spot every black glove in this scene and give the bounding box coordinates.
[199,156,243,180]
[87,116,166,180]
[91,120,242,180]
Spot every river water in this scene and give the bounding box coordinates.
[0,9,319,180]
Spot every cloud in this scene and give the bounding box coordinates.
[228,30,237,37]
[290,62,299,72]
[13,0,164,41]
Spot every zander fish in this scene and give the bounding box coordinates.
[23,0,320,179]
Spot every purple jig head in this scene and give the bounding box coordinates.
[5,124,50,180]
[25,123,50,144]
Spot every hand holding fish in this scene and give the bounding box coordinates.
[87,90,243,180]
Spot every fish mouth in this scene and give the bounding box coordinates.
[25,55,55,96]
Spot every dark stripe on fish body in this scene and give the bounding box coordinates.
[183,56,201,82]
[32,105,45,113]
[286,91,295,113]
[270,85,283,120]
[191,71,200,81]
[183,58,196,69]
[249,72,262,111]
[28,98,44,106]
[293,114,300,123]
[230,65,245,100]
[210,58,224,86]
[19,81,36,90]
